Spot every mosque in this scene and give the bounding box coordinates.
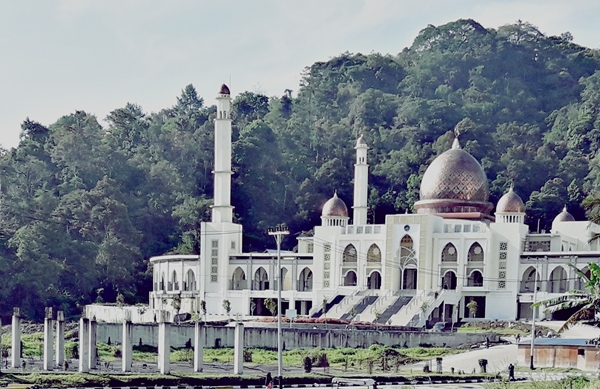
[147,85,600,326]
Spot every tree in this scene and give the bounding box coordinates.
[535,263,600,332]
[222,299,231,320]
[200,300,207,322]
[264,298,277,316]
[466,299,478,318]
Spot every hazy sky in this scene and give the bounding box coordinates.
[1,0,598,150]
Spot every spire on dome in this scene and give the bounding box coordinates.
[452,137,461,150]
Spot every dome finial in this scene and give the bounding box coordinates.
[452,137,461,150]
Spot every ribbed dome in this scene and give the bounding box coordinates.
[419,139,490,202]
[219,84,230,95]
[322,191,348,217]
[497,187,525,213]
[553,206,575,223]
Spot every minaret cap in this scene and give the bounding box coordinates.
[219,84,231,95]
[452,137,461,150]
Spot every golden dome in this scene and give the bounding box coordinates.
[322,191,348,217]
[553,206,575,223]
[419,139,490,202]
[496,186,525,213]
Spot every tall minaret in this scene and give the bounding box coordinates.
[353,134,369,225]
[211,84,233,223]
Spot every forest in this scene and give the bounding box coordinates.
[2,19,600,320]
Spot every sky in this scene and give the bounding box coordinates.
[0,0,599,150]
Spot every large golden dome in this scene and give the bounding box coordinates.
[419,139,490,202]
[414,138,493,219]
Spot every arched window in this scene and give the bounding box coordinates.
[343,244,357,263]
[467,243,484,262]
[467,270,483,287]
[441,243,458,262]
[576,267,590,291]
[344,270,357,286]
[400,235,413,256]
[161,272,166,291]
[186,269,196,291]
[367,244,381,262]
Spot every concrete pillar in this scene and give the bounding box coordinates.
[55,311,65,368]
[193,321,204,372]
[233,322,244,374]
[11,308,21,369]
[158,311,170,374]
[43,307,55,370]
[122,320,133,372]
[88,318,97,369]
[78,318,89,373]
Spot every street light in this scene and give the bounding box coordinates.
[268,225,289,389]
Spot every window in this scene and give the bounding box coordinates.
[441,243,458,262]
[343,244,357,263]
[467,243,484,262]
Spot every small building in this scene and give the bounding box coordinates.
[517,338,600,371]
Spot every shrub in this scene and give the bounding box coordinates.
[303,356,312,373]
[243,349,253,363]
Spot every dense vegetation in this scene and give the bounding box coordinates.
[1,19,600,320]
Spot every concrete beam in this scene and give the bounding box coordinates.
[78,318,89,373]
[233,322,244,374]
[194,321,204,372]
[55,311,65,369]
[43,307,55,370]
[122,320,132,372]
[157,311,170,374]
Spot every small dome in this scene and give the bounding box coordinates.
[553,206,575,223]
[219,84,230,95]
[356,134,368,147]
[322,191,348,217]
[419,138,490,202]
[496,187,525,213]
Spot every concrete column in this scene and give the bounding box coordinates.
[43,307,55,370]
[88,318,97,369]
[233,322,244,374]
[55,311,65,368]
[158,312,170,374]
[78,318,89,372]
[11,308,21,369]
[193,321,204,372]
[122,320,133,372]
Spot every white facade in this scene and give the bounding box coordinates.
[148,85,600,326]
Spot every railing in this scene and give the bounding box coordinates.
[308,287,343,317]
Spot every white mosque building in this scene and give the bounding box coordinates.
[147,85,600,326]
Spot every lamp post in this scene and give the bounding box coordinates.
[268,225,289,389]
[530,257,543,370]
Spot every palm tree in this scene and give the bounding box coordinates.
[534,263,600,332]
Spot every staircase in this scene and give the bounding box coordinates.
[340,295,378,321]
[311,294,345,318]
[375,296,412,324]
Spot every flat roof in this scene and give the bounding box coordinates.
[518,338,595,347]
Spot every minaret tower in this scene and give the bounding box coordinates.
[212,84,233,223]
[353,134,369,225]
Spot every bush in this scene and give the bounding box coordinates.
[243,349,252,363]
[303,356,312,373]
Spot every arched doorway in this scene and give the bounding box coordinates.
[344,270,357,286]
[185,269,196,291]
[254,267,269,290]
[549,266,567,293]
[403,268,417,289]
[367,271,382,289]
[298,268,313,291]
[399,235,417,290]
[520,266,539,293]
[442,271,457,290]
[467,270,483,287]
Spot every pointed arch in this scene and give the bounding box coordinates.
[549,266,568,293]
[298,267,313,292]
[343,244,357,263]
[161,272,166,291]
[442,270,457,290]
[185,269,196,291]
[520,266,539,293]
[467,242,484,262]
[367,244,381,262]
[232,267,246,290]
[254,267,269,291]
[467,270,483,287]
[343,270,357,286]
[441,243,457,262]
[171,270,178,291]
[367,271,382,289]
[400,235,413,256]
[576,266,590,291]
